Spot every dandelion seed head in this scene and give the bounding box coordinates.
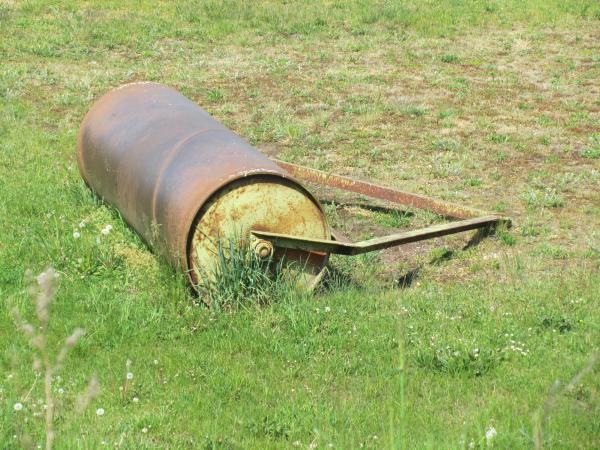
[100,224,113,235]
[126,372,133,380]
[13,402,23,411]
[73,231,81,239]
[485,426,497,441]
[96,407,105,416]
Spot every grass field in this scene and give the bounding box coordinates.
[1,0,600,448]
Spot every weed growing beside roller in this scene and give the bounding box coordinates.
[196,236,304,310]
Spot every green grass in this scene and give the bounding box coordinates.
[1,0,600,448]
[196,236,301,311]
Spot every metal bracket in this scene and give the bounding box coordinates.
[251,161,511,255]
[252,215,502,255]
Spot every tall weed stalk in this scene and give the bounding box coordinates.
[13,267,99,450]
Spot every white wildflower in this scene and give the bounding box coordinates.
[100,225,112,235]
[126,372,133,380]
[78,220,86,228]
[485,426,497,441]
[73,231,81,239]
[96,407,105,416]
[324,306,331,313]
[13,402,23,411]
[58,388,64,395]
[132,397,139,403]
[142,427,148,433]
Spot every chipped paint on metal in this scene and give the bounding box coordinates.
[77,82,330,289]
[189,175,329,288]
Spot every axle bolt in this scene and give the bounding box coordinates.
[254,240,274,259]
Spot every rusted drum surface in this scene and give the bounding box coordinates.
[77,82,330,289]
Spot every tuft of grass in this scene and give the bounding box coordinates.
[437,109,455,120]
[465,177,483,187]
[372,209,413,228]
[440,54,459,63]
[581,149,600,159]
[521,188,565,209]
[402,105,427,117]
[414,345,502,377]
[206,88,224,102]
[432,138,460,152]
[196,237,299,311]
[489,133,509,143]
[496,226,517,246]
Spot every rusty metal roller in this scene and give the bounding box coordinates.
[77,82,331,288]
[78,82,508,291]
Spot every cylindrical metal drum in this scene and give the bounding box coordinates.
[77,82,330,288]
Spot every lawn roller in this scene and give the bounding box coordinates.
[77,82,510,289]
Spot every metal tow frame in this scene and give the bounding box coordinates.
[251,161,511,255]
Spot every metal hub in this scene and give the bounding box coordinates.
[254,240,274,259]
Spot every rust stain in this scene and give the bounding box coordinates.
[274,161,487,219]
[77,82,329,288]
[77,82,507,292]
